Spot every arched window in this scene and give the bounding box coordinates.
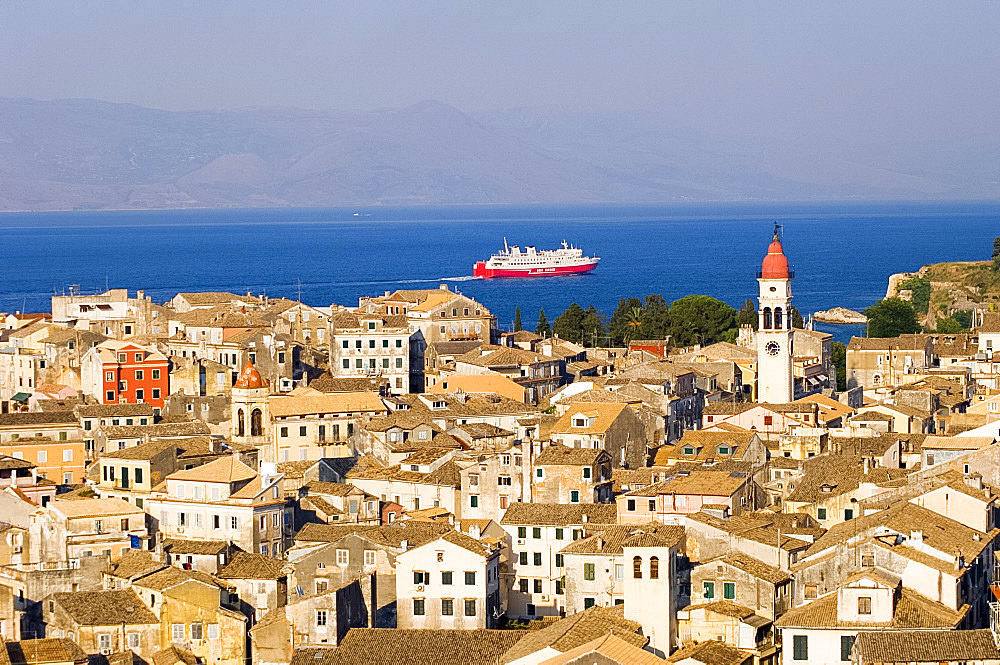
[763,307,772,329]
[774,307,783,330]
[237,409,245,438]
[250,408,263,437]
[872,374,882,386]
[650,556,659,579]
[633,556,642,579]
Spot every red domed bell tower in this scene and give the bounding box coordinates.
[757,225,794,403]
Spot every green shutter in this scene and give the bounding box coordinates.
[793,635,808,661]
[840,635,855,661]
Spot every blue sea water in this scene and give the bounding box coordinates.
[0,202,998,344]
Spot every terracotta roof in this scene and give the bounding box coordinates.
[760,236,790,279]
[299,628,527,665]
[50,590,157,625]
[309,374,388,394]
[0,456,35,470]
[49,497,142,518]
[500,606,644,663]
[76,403,155,418]
[162,539,229,556]
[550,402,630,435]
[269,391,388,417]
[101,421,211,438]
[167,456,257,483]
[558,524,684,555]
[667,641,751,665]
[785,454,910,504]
[294,521,452,548]
[775,586,966,629]
[703,552,790,584]
[151,647,199,665]
[217,551,285,580]
[234,361,268,389]
[132,566,224,591]
[537,634,665,665]
[852,628,1000,663]
[500,502,618,526]
[0,412,77,427]
[109,550,167,580]
[923,435,994,450]
[628,470,748,498]
[535,445,607,467]
[5,639,89,665]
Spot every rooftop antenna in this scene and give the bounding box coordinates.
[773,222,782,242]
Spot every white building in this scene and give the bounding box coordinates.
[757,227,795,404]
[146,456,289,556]
[395,530,503,629]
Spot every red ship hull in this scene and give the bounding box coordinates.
[472,260,598,278]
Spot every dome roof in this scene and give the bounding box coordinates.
[234,360,268,389]
[760,237,790,279]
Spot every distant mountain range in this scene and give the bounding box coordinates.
[0,97,996,211]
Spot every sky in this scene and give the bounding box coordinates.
[2,1,998,142]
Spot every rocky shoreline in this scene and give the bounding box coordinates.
[813,306,868,324]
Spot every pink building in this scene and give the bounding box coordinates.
[617,470,757,524]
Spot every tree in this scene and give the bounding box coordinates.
[934,316,964,333]
[641,294,671,340]
[864,297,921,338]
[553,303,586,343]
[513,307,522,332]
[831,341,847,391]
[735,298,757,331]
[581,306,605,347]
[535,309,550,337]
[899,275,931,314]
[993,237,1000,271]
[608,297,644,346]
[954,309,973,329]
[666,295,737,347]
[789,305,804,329]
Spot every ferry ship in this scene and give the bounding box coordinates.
[472,239,600,278]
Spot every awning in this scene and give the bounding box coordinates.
[9,392,30,403]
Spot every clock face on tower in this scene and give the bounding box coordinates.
[765,341,781,357]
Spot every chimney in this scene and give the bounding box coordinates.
[582,513,589,524]
[910,530,922,544]
[863,457,871,474]
[401,539,409,550]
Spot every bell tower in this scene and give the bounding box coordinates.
[757,225,794,403]
[231,359,271,458]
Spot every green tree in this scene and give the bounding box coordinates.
[581,306,605,347]
[934,316,964,333]
[608,297,644,346]
[954,309,973,329]
[831,341,847,391]
[553,303,586,343]
[641,294,671,340]
[666,295,737,347]
[899,275,931,314]
[864,297,921,338]
[735,298,757,330]
[789,305,805,329]
[535,308,550,337]
[993,237,1000,271]
[513,306,522,332]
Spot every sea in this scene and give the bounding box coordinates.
[1,201,998,345]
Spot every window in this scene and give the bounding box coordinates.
[536,468,543,478]
[152,369,160,380]
[172,623,185,641]
[190,623,203,640]
[519,579,528,593]
[533,527,541,539]
[413,571,429,585]
[365,550,376,567]
[231,516,238,529]
[337,549,349,566]
[315,580,328,593]
[533,552,542,566]
[584,597,596,609]
[470,495,478,508]
[37,451,47,463]
[841,635,855,661]
[804,585,817,599]
[280,427,288,437]
[633,556,642,579]
[764,415,774,426]
[584,563,595,581]
[615,564,624,579]
[533,579,542,593]
[316,610,328,626]
[583,467,591,479]
[127,632,140,648]
[441,598,454,616]
[442,571,453,585]
[518,527,527,539]
[570,490,579,503]
[208,624,219,640]
[703,582,715,599]
[844,508,854,520]
[555,554,564,568]
[650,556,659,579]
[519,552,527,565]
[724,582,735,599]
[555,528,564,540]
[135,370,144,381]
[413,599,425,616]
[858,596,872,614]
[99,633,112,650]
[792,635,808,661]
[817,508,827,520]
[107,391,115,402]
[861,553,875,567]
[299,426,307,436]
[464,599,476,616]
[627,499,636,511]
[465,571,476,585]
[119,353,127,363]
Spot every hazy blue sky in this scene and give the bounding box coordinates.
[2,2,997,141]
